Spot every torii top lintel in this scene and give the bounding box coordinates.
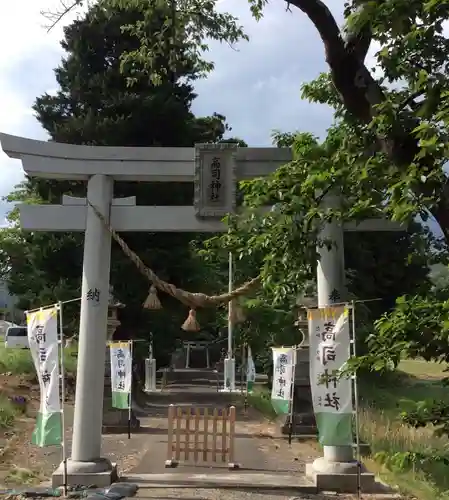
[0,133,292,182]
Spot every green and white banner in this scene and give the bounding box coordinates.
[271,347,295,415]
[246,345,256,393]
[110,341,132,409]
[27,307,62,447]
[308,306,353,446]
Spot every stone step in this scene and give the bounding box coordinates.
[281,423,317,435]
[292,411,316,421]
[122,473,316,492]
[158,368,223,387]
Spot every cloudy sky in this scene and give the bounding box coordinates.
[0,0,377,226]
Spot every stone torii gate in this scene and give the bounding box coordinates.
[0,133,403,490]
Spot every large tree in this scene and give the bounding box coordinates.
[237,0,449,437]
[49,1,449,237]
[194,132,434,382]
[250,0,449,237]
[47,0,443,310]
[90,0,448,239]
[0,1,246,363]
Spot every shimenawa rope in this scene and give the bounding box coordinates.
[87,200,260,311]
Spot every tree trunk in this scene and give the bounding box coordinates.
[287,0,449,239]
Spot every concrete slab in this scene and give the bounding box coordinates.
[306,463,378,493]
[122,472,316,492]
[51,463,118,488]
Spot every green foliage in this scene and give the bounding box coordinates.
[358,363,449,499]
[242,0,449,244]
[36,2,235,147]
[94,0,449,472]
[246,386,277,420]
[198,126,433,376]
[401,399,449,438]
[64,0,449,245]
[373,293,449,366]
[204,124,433,312]
[193,1,449,442]
[374,449,449,472]
[353,284,449,440]
[108,0,247,86]
[202,131,432,335]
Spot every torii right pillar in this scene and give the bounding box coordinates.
[306,194,376,493]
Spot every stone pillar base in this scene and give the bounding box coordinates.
[144,358,157,392]
[306,459,376,493]
[52,458,118,488]
[221,357,237,392]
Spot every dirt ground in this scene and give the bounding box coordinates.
[0,374,151,487]
[0,373,44,486]
[0,376,405,499]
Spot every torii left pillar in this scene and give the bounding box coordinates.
[54,174,117,485]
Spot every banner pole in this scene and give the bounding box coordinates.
[351,301,362,500]
[244,343,248,415]
[288,346,297,445]
[240,343,244,394]
[57,302,68,496]
[26,297,81,315]
[128,340,133,440]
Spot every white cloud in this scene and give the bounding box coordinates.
[0,0,84,203]
[0,0,85,61]
[365,41,382,79]
[0,213,13,229]
[192,0,339,144]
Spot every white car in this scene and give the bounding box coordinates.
[4,325,29,349]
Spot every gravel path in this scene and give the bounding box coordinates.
[133,489,313,499]
[129,386,319,475]
[133,487,403,500]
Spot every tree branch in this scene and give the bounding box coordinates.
[399,89,426,112]
[287,0,345,62]
[41,0,86,32]
[285,0,449,239]
[287,0,376,121]
[343,5,372,64]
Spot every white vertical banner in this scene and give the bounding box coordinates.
[308,306,353,446]
[246,345,256,393]
[110,341,132,409]
[26,307,62,446]
[271,347,295,415]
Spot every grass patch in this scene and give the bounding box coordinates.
[63,347,78,374]
[0,347,34,375]
[0,339,78,431]
[0,391,29,431]
[360,359,449,500]
[246,385,278,420]
[0,395,18,430]
[399,358,448,379]
[5,465,42,485]
[0,341,78,375]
